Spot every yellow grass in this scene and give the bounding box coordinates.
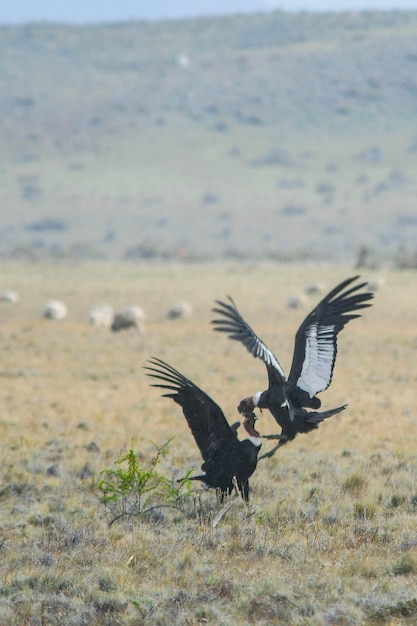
[0,260,416,624]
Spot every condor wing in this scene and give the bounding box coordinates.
[287,276,373,399]
[145,357,240,462]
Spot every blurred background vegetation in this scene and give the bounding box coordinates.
[1,10,417,266]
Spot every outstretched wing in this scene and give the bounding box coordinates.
[211,297,286,385]
[287,276,373,398]
[144,357,238,462]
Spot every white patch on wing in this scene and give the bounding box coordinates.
[297,323,336,397]
[254,338,285,378]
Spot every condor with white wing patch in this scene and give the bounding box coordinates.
[212,276,374,456]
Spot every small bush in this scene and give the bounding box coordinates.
[354,502,376,520]
[26,217,66,231]
[97,439,192,525]
[342,473,367,495]
[389,493,407,508]
[392,554,417,576]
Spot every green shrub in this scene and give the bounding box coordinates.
[342,472,367,495]
[354,502,377,520]
[97,439,192,525]
[392,554,417,576]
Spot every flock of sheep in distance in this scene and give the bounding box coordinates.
[0,277,385,333]
[0,289,194,332]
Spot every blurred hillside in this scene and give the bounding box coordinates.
[1,11,417,264]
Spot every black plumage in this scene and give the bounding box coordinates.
[211,276,373,453]
[145,357,262,500]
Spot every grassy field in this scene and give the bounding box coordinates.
[0,260,416,625]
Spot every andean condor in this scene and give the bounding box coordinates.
[145,357,262,501]
[211,276,373,457]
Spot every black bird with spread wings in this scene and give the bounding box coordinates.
[145,357,262,500]
[211,276,373,455]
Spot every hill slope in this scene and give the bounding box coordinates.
[1,11,417,262]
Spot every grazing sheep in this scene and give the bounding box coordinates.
[366,277,385,292]
[304,281,326,296]
[0,290,20,303]
[165,301,193,320]
[88,305,114,328]
[42,300,68,320]
[111,306,145,333]
[287,294,308,310]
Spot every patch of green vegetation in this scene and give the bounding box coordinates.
[354,501,377,520]
[365,597,417,622]
[342,472,368,495]
[392,554,417,576]
[97,439,193,525]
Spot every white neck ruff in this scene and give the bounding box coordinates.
[253,391,263,407]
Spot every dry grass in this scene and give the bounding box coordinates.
[0,260,416,625]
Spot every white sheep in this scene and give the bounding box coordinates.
[304,281,326,296]
[111,306,145,333]
[42,300,68,320]
[88,305,114,328]
[0,290,20,303]
[287,294,308,310]
[366,276,385,292]
[165,302,193,320]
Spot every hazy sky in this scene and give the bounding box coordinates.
[1,0,417,24]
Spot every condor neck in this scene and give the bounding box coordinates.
[244,420,262,447]
[248,435,262,447]
[253,390,267,408]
